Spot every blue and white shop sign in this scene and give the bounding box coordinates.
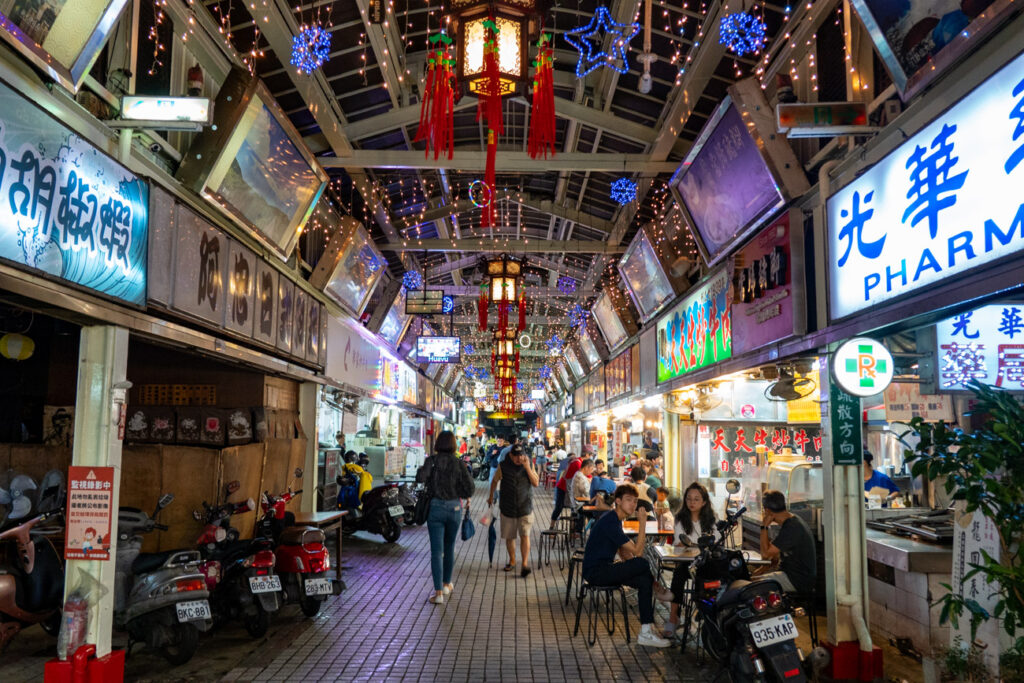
[0,80,148,305]
[935,304,1024,391]
[827,49,1024,320]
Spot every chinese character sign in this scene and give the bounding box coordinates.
[826,50,1024,319]
[936,303,1024,391]
[0,81,148,305]
[829,381,863,465]
[65,466,115,561]
[656,266,733,383]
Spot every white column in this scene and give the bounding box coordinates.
[297,382,320,514]
[67,325,129,657]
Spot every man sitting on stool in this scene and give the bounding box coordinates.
[757,490,817,593]
[581,483,674,648]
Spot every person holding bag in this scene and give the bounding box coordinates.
[417,430,475,605]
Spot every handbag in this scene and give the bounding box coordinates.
[413,459,434,526]
[461,506,476,541]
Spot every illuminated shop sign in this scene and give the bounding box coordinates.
[826,49,1024,319]
[936,304,1024,391]
[831,337,894,397]
[656,266,733,383]
[0,80,147,305]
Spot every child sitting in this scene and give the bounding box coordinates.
[654,486,673,530]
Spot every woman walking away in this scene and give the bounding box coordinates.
[418,430,475,604]
[663,482,719,637]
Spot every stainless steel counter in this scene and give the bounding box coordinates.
[866,529,952,573]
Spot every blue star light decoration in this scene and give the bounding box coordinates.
[539,365,552,379]
[718,12,767,57]
[402,270,423,290]
[568,304,587,328]
[545,333,564,353]
[291,24,331,73]
[556,276,577,295]
[610,177,637,205]
[463,343,475,355]
[564,7,641,78]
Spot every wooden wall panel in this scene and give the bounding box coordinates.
[220,443,266,540]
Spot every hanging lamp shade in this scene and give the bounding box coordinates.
[485,255,522,302]
[450,0,545,95]
[0,333,34,361]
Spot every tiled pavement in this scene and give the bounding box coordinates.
[1,480,843,682]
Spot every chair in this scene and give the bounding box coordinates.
[565,548,586,605]
[538,528,569,570]
[789,589,819,647]
[573,580,631,645]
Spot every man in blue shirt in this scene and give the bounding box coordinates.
[589,462,617,500]
[863,451,900,505]
[582,484,674,647]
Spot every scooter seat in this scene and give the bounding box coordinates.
[278,526,325,545]
[132,551,176,574]
[716,578,786,608]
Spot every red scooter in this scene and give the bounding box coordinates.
[0,510,64,650]
[257,469,341,617]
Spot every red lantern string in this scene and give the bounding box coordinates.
[527,33,556,160]
[476,17,504,228]
[414,33,455,160]
[478,283,488,331]
[518,292,526,331]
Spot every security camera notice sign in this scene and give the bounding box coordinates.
[65,466,115,561]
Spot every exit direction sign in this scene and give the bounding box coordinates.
[776,102,874,138]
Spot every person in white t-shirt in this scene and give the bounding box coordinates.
[663,482,719,637]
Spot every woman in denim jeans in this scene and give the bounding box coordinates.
[417,431,475,604]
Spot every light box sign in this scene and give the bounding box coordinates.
[618,231,674,321]
[936,303,1024,391]
[121,96,212,123]
[732,210,805,354]
[592,291,628,351]
[671,100,784,265]
[0,79,147,305]
[656,267,733,383]
[416,336,461,363]
[826,49,1024,320]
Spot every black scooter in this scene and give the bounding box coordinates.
[689,507,807,682]
[337,476,415,543]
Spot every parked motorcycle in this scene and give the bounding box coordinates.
[336,475,412,543]
[0,509,64,651]
[475,455,490,481]
[690,506,807,682]
[115,494,212,665]
[194,485,281,638]
[399,483,422,526]
[257,469,342,618]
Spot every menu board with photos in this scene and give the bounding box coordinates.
[606,347,633,400]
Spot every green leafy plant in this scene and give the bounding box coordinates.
[900,381,1024,651]
[936,638,993,682]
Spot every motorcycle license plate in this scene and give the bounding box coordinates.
[748,613,798,647]
[305,578,332,596]
[249,575,282,593]
[388,505,405,517]
[175,600,211,623]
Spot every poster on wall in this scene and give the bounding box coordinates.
[254,260,278,346]
[64,466,115,560]
[276,278,295,355]
[172,205,227,326]
[935,303,1024,391]
[707,424,823,477]
[656,266,733,383]
[826,49,1024,320]
[606,348,633,400]
[883,381,954,422]
[849,0,1014,98]
[225,240,257,337]
[732,210,806,354]
[0,79,148,305]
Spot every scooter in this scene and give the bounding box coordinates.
[689,506,807,682]
[257,470,342,618]
[475,455,490,481]
[115,494,212,665]
[0,510,64,650]
[336,475,411,543]
[194,487,281,638]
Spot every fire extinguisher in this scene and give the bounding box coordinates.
[57,591,89,661]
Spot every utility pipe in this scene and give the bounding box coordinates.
[841,464,873,653]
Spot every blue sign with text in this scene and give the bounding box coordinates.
[827,49,1024,319]
[0,80,148,305]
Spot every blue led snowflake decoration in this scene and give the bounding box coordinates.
[610,177,637,205]
[545,333,564,353]
[291,24,331,73]
[539,365,552,380]
[568,304,588,329]
[441,295,455,314]
[557,276,577,295]
[718,12,767,57]
[402,270,423,290]
[517,381,524,391]
[464,343,475,355]
[565,7,641,78]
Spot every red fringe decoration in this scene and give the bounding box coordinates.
[527,34,556,160]
[518,294,526,331]
[478,286,488,331]
[414,35,455,160]
[515,351,520,374]
[498,301,508,334]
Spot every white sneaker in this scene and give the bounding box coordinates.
[442,583,454,596]
[428,593,444,604]
[637,630,672,648]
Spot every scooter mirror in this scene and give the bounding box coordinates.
[192,509,202,521]
[294,468,304,479]
[725,479,740,495]
[157,493,175,510]
[226,480,241,495]
[244,498,256,512]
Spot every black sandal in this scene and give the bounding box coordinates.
[503,563,514,571]
[521,567,532,578]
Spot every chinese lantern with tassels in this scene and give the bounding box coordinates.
[527,33,555,160]
[415,33,456,160]
[475,17,503,229]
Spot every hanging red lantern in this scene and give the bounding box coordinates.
[527,33,556,160]
[415,33,456,160]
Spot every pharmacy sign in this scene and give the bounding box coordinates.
[832,337,894,397]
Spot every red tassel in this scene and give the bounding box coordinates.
[515,351,520,374]
[518,295,526,331]
[478,287,488,331]
[415,36,455,160]
[476,17,504,229]
[528,34,556,160]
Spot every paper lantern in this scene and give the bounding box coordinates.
[0,333,35,361]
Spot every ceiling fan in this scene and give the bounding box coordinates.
[764,366,817,402]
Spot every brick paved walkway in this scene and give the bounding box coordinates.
[0,481,720,681]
